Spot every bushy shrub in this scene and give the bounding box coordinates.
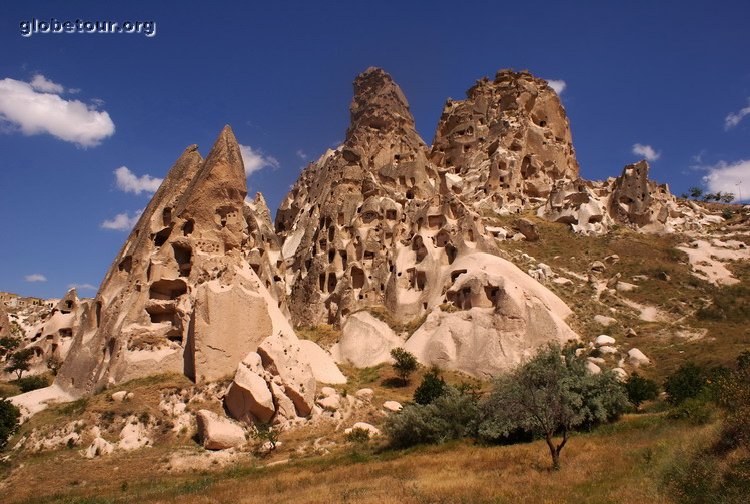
[667,397,714,425]
[665,363,706,404]
[384,386,478,448]
[17,374,49,393]
[0,398,21,449]
[624,373,659,410]
[413,366,446,405]
[390,348,418,384]
[344,427,371,444]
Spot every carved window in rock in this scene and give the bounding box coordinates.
[351,267,365,289]
[149,278,187,301]
[172,243,192,277]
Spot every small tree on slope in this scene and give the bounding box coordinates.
[479,343,629,470]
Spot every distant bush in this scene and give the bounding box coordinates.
[624,373,659,411]
[413,366,446,405]
[665,363,706,405]
[344,427,371,444]
[0,398,20,450]
[384,386,478,448]
[667,397,714,425]
[17,374,49,393]
[390,348,418,384]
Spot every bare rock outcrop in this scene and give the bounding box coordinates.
[55,126,341,403]
[431,69,579,212]
[275,67,580,376]
[540,161,698,234]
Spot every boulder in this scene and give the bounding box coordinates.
[514,218,539,241]
[258,332,316,416]
[594,315,617,326]
[225,362,275,423]
[196,410,246,450]
[612,367,628,381]
[383,400,402,412]
[344,422,381,437]
[585,361,602,375]
[85,436,114,459]
[111,391,128,402]
[594,335,616,347]
[627,348,651,367]
[355,388,374,402]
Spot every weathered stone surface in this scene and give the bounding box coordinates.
[383,400,402,412]
[257,332,316,417]
[594,335,616,347]
[196,409,246,450]
[431,69,579,209]
[272,67,580,378]
[627,348,651,367]
[52,125,342,408]
[297,340,347,384]
[333,311,402,368]
[540,161,701,235]
[225,363,275,424]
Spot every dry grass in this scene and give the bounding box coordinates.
[6,413,716,504]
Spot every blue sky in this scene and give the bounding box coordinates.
[1,0,749,299]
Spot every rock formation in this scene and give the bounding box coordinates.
[22,289,89,371]
[431,70,579,213]
[0,301,11,341]
[540,161,699,234]
[276,67,581,376]
[54,126,341,426]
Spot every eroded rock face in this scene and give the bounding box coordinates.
[540,161,694,234]
[14,289,90,376]
[55,126,341,401]
[274,67,580,377]
[431,69,579,212]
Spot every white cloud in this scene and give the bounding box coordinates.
[0,77,114,147]
[68,283,96,291]
[547,79,566,95]
[239,144,279,176]
[725,98,750,130]
[101,210,142,231]
[25,274,47,282]
[702,159,750,201]
[632,143,661,162]
[296,149,307,160]
[114,166,162,195]
[30,74,64,94]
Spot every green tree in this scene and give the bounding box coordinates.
[688,186,703,199]
[0,336,21,359]
[390,348,418,384]
[478,343,629,470]
[0,398,21,450]
[5,348,34,380]
[413,366,446,405]
[720,192,736,203]
[664,362,706,405]
[252,422,279,451]
[624,373,658,411]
